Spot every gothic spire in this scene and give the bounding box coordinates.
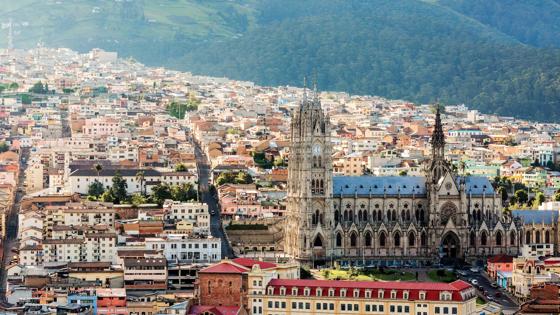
[302,76,308,106]
[431,104,445,159]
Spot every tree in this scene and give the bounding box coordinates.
[497,186,508,203]
[514,189,528,205]
[216,172,236,186]
[94,163,103,177]
[533,192,546,208]
[111,171,128,204]
[398,170,408,176]
[175,163,188,172]
[235,172,253,184]
[0,142,9,153]
[87,180,105,197]
[29,81,48,94]
[100,187,115,203]
[131,193,148,206]
[151,183,173,205]
[171,183,197,202]
[555,193,560,202]
[135,170,146,195]
[8,82,18,90]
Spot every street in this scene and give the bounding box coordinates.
[0,147,29,305]
[458,269,519,312]
[193,141,234,259]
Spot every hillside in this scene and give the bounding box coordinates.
[2,0,560,121]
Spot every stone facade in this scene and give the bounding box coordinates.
[284,93,528,266]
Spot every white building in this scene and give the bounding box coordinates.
[163,201,210,235]
[69,169,197,195]
[145,234,221,263]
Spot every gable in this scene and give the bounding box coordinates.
[438,173,459,196]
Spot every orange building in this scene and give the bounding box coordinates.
[487,254,514,280]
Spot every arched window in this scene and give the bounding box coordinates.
[415,209,420,221]
[481,231,487,246]
[349,210,354,222]
[510,231,516,246]
[408,232,415,246]
[496,231,502,246]
[394,232,401,247]
[470,231,476,247]
[420,209,425,223]
[320,179,324,193]
[377,210,382,221]
[358,210,363,222]
[536,231,541,243]
[318,156,322,167]
[334,210,340,223]
[336,233,342,247]
[421,232,427,246]
[546,230,550,243]
[350,232,358,247]
[362,211,368,221]
[526,231,531,244]
[392,210,397,221]
[365,232,372,247]
[343,210,348,221]
[379,232,386,247]
[406,210,411,221]
[401,210,405,221]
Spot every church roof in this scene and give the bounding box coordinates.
[333,176,427,196]
[512,210,559,225]
[460,176,495,195]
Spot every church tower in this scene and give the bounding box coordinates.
[285,84,333,263]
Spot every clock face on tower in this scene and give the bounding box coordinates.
[313,144,322,155]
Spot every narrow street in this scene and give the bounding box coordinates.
[0,147,29,304]
[193,141,234,259]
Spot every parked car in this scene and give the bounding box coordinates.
[494,292,502,298]
[490,283,499,289]
[470,279,478,285]
[470,267,480,273]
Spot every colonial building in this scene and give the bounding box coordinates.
[284,90,524,266]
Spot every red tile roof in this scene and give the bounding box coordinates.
[199,262,248,274]
[188,305,241,315]
[232,258,277,270]
[267,279,473,302]
[487,254,514,264]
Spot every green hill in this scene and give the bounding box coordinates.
[2,0,560,121]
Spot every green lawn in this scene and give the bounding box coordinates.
[427,269,457,283]
[476,297,486,305]
[322,268,415,281]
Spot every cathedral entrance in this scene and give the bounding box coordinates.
[440,232,461,261]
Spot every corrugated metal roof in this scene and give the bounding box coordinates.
[333,176,426,196]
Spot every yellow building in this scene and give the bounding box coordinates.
[250,279,477,315]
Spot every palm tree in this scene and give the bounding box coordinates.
[136,170,146,196]
[93,163,103,187]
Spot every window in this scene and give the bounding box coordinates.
[379,233,386,247]
[292,288,298,295]
[365,290,371,298]
[390,305,395,312]
[435,307,440,314]
[398,306,402,312]
[292,302,296,309]
[305,303,310,310]
[444,307,449,314]
[452,307,457,314]
[274,301,279,309]
[328,288,335,297]
[340,289,347,297]
[419,291,426,300]
[280,287,286,295]
[316,288,322,296]
[391,290,397,299]
[378,290,384,298]
[341,304,346,311]
[330,303,334,310]
[317,303,321,310]
[403,291,409,299]
[353,289,360,298]
[366,305,371,312]
[405,306,410,313]
[268,301,272,308]
[304,288,310,296]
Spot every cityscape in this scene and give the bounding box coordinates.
[0,42,559,314]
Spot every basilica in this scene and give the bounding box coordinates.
[284,90,554,266]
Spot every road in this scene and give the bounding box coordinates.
[193,141,234,259]
[458,269,518,312]
[0,147,29,304]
